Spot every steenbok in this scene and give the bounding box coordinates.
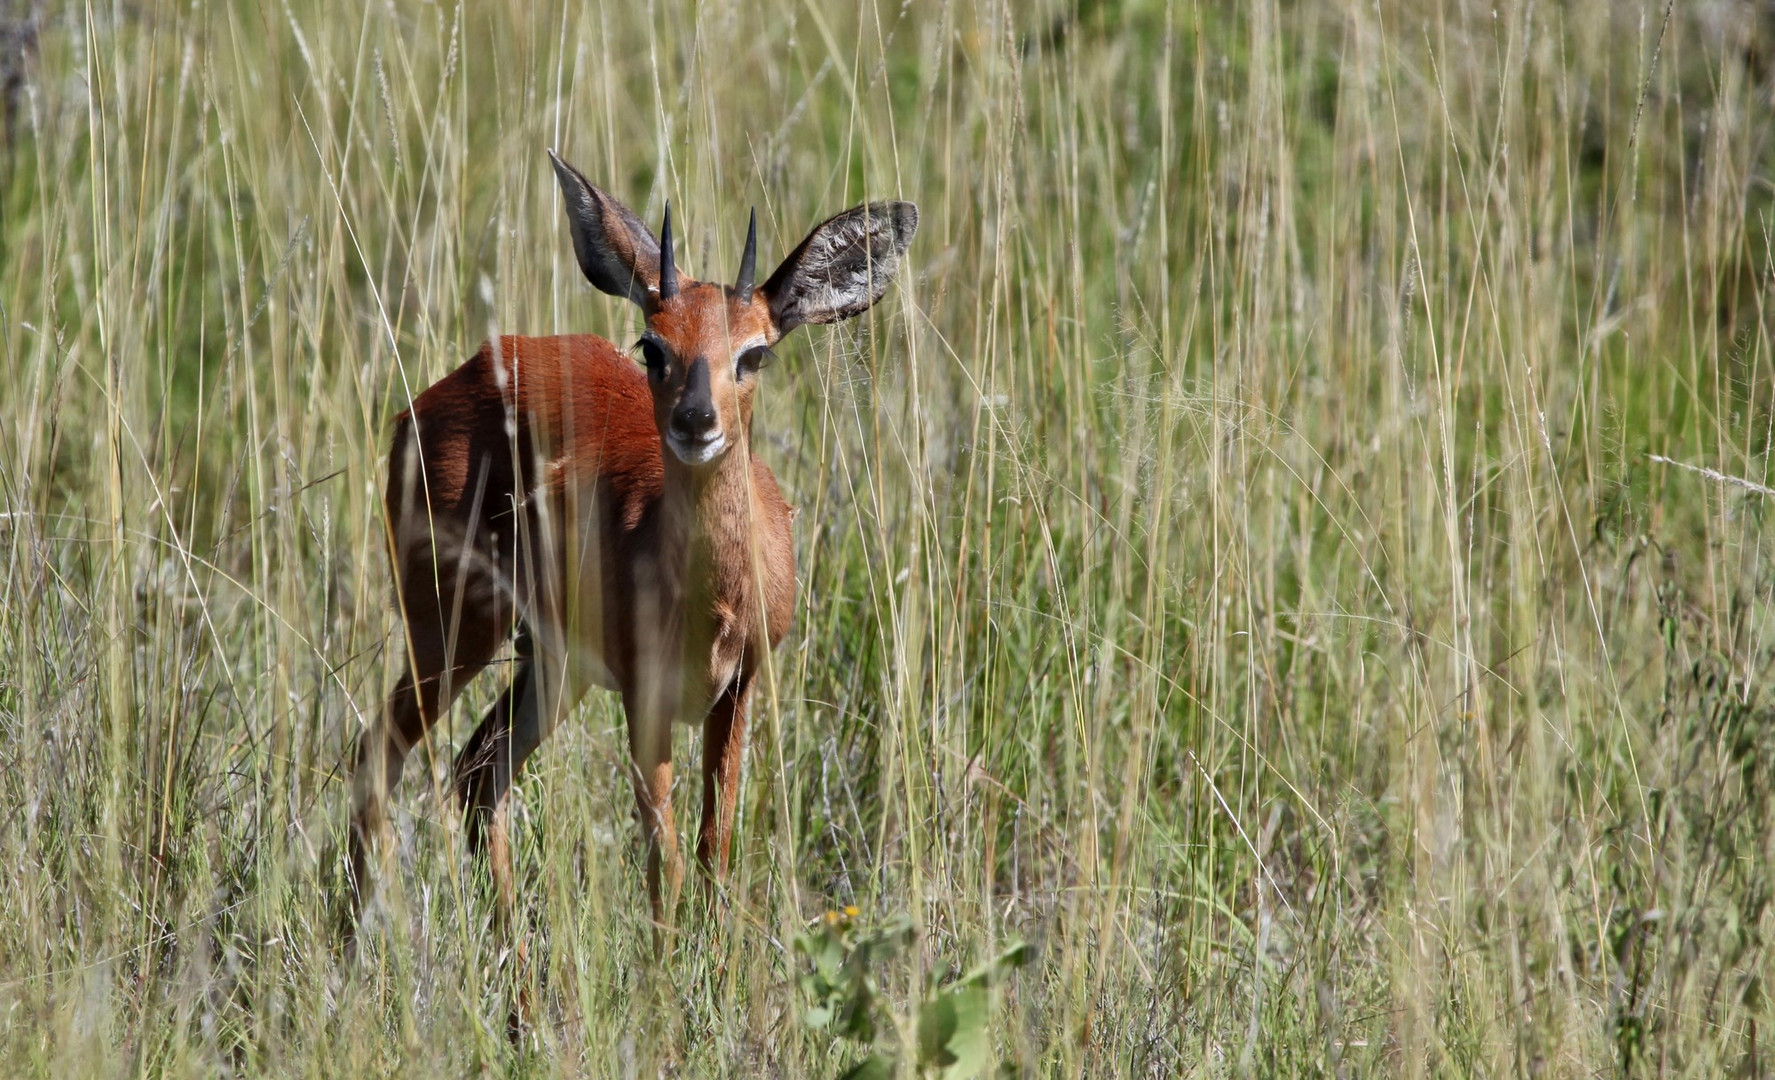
[348,150,917,931]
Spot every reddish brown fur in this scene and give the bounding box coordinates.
[356,323,796,929]
[347,162,915,966]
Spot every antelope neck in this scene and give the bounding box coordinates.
[658,437,761,585]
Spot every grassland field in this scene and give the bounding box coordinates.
[4,0,1775,1075]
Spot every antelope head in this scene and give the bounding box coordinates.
[548,150,920,469]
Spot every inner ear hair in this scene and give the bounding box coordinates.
[764,201,919,335]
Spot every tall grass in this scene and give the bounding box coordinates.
[3,0,1774,1074]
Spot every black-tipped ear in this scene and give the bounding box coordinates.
[762,201,918,335]
[548,149,661,308]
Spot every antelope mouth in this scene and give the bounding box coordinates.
[667,429,727,466]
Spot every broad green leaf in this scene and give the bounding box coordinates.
[836,990,878,1043]
[960,939,1035,988]
[936,987,991,1078]
[918,993,961,1067]
[918,987,992,1076]
[837,1052,897,1080]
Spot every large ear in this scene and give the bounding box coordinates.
[548,149,661,308]
[762,201,918,335]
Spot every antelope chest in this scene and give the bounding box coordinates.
[618,558,753,726]
[655,601,749,725]
[688,601,749,719]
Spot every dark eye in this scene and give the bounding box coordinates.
[637,337,670,378]
[736,345,775,377]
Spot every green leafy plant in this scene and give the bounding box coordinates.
[794,909,1034,1079]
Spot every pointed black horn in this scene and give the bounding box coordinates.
[734,207,758,301]
[658,201,678,300]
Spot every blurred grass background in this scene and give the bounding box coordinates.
[3,0,1775,1074]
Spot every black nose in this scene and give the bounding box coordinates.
[671,403,716,439]
[671,358,717,439]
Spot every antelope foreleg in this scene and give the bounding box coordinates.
[696,673,752,895]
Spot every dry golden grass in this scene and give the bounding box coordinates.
[2,0,1774,1074]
